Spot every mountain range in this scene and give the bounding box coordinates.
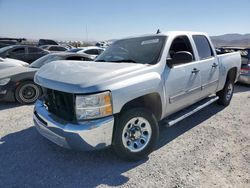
[211,34,250,47]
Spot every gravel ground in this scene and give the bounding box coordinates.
[0,84,249,188]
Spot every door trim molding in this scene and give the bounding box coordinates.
[201,80,219,90]
[169,86,201,104]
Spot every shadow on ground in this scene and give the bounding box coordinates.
[0,102,22,110]
[0,101,226,187]
[234,83,250,93]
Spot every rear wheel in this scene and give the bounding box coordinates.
[112,108,159,161]
[15,81,41,104]
[217,79,234,106]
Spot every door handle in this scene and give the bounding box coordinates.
[192,68,200,74]
[212,63,218,68]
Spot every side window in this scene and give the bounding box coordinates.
[193,35,214,60]
[98,49,104,54]
[85,49,99,55]
[50,46,66,51]
[10,47,25,54]
[28,47,42,53]
[66,56,86,61]
[168,35,194,62]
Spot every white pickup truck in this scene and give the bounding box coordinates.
[33,31,241,161]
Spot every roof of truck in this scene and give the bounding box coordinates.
[119,31,208,40]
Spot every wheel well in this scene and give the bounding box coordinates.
[227,67,237,82]
[14,79,41,97]
[120,93,162,121]
[14,79,34,89]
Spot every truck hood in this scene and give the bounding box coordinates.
[35,60,149,93]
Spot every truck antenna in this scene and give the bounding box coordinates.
[156,29,161,34]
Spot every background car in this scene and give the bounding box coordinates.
[0,45,49,63]
[0,57,29,70]
[38,39,58,46]
[67,48,84,53]
[40,45,68,52]
[75,46,104,59]
[0,52,94,104]
[0,38,26,48]
[0,40,18,48]
[217,47,250,84]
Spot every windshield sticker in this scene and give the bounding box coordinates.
[141,39,159,45]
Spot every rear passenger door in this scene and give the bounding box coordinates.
[27,47,45,63]
[192,35,219,98]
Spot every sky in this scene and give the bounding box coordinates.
[0,0,250,41]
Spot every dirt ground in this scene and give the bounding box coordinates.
[0,84,249,188]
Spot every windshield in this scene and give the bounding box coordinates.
[67,48,82,53]
[95,36,166,64]
[29,54,63,68]
[0,45,14,53]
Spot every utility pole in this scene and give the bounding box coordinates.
[85,25,88,44]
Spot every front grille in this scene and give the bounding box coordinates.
[43,88,75,121]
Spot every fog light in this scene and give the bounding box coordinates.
[0,90,7,94]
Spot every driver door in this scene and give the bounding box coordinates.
[8,47,27,62]
[165,35,202,115]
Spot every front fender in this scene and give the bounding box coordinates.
[109,72,165,115]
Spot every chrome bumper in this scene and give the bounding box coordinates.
[238,74,250,84]
[33,100,114,151]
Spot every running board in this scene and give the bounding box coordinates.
[165,96,219,127]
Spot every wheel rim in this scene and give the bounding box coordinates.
[122,117,152,153]
[226,83,233,101]
[19,84,40,103]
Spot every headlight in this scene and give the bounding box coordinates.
[75,91,112,120]
[0,78,10,86]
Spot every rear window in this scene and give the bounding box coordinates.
[67,48,82,53]
[85,49,99,55]
[193,35,214,60]
[49,46,66,51]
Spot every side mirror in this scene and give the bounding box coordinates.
[167,51,193,68]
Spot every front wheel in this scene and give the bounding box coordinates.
[217,79,234,106]
[15,81,42,104]
[112,108,159,161]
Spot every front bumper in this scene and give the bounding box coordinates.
[238,74,250,84]
[0,82,15,102]
[34,100,114,151]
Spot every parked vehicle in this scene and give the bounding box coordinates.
[76,46,104,59]
[0,41,18,49]
[38,39,58,46]
[60,44,74,50]
[0,57,29,70]
[40,45,68,52]
[0,38,26,48]
[67,48,84,53]
[0,45,49,64]
[0,52,94,104]
[217,47,250,84]
[33,31,241,161]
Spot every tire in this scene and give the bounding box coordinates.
[217,79,234,106]
[112,108,159,161]
[15,81,42,104]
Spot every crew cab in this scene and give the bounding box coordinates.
[33,31,241,161]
